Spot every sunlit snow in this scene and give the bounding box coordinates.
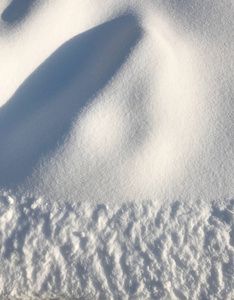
[0,0,233,299]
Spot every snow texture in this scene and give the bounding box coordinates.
[0,192,233,299]
[0,0,234,299]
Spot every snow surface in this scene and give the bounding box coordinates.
[0,0,234,299]
[0,193,233,299]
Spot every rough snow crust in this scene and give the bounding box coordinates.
[0,192,233,299]
[0,0,234,299]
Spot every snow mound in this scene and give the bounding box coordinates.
[0,14,141,188]
[0,0,233,204]
[0,0,234,298]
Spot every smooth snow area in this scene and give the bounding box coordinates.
[0,0,233,299]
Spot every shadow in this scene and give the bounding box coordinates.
[170,200,180,219]
[76,262,87,289]
[1,0,35,24]
[97,247,118,295]
[3,197,36,260]
[210,203,233,225]
[0,15,141,187]
[92,204,107,223]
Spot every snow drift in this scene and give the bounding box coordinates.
[0,0,233,299]
[0,14,141,188]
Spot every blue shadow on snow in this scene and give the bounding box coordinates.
[0,15,141,187]
[1,0,35,24]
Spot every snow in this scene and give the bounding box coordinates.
[0,0,234,299]
[0,193,233,299]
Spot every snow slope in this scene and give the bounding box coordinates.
[0,0,234,299]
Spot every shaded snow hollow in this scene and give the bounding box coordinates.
[0,0,234,299]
